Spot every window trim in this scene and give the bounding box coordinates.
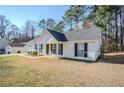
[51,44,56,54]
[58,44,63,55]
[77,43,84,57]
[75,43,88,58]
[35,44,38,50]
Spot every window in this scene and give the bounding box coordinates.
[58,44,63,55]
[75,43,88,57]
[51,44,56,54]
[35,44,38,50]
[77,43,84,57]
[39,44,43,53]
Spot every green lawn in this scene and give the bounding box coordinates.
[0,55,124,87]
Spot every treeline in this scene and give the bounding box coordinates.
[0,15,37,42]
[84,6,124,52]
[39,5,124,53]
[0,6,124,53]
[56,5,124,53]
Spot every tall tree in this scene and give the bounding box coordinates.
[24,20,37,38]
[54,21,65,32]
[0,15,7,38]
[7,24,19,40]
[46,18,55,29]
[39,19,46,30]
[63,5,88,30]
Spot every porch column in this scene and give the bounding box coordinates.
[56,43,59,59]
[37,44,40,56]
[49,44,51,55]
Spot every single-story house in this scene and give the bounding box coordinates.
[0,38,27,54]
[0,38,12,54]
[9,43,27,54]
[26,27,101,61]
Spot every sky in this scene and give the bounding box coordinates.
[0,5,68,28]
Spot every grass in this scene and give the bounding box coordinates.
[0,55,124,87]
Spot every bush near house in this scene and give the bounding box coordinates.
[28,52,30,54]
[31,51,38,56]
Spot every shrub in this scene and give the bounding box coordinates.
[28,52,30,54]
[32,51,38,56]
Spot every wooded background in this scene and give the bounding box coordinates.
[0,5,124,53]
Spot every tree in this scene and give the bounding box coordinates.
[82,5,124,52]
[7,24,19,40]
[63,5,88,30]
[120,6,124,51]
[24,20,37,38]
[0,15,7,38]
[39,19,46,30]
[46,18,55,29]
[54,21,65,32]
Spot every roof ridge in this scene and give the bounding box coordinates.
[46,29,65,34]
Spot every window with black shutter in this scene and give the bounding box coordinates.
[39,44,43,53]
[77,43,84,57]
[51,44,56,54]
[75,43,88,58]
[58,44,63,55]
[35,44,38,50]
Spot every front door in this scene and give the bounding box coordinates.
[46,44,49,54]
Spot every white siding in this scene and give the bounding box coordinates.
[11,47,26,54]
[5,45,12,54]
[62,40,100,61]
[36,30,57,55]
[25,29,101,61]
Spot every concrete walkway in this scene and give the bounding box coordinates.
[0,54,19,57]
[18,54,43,59]
[0,54,40,59]
[0,53,54,59]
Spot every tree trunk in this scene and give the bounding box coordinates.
[115,8,118,52]
[121,7,124,51]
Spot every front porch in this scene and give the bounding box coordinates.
[36,43,63,58]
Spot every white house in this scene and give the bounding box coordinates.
[0,38,12,54]
[9,43,27,54]
[26,27,101,61]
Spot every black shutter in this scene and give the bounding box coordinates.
[61,44,63,55]
[41,44,42,50]
[75,43,77,57]
[84,43,88,57]
[51,44,52,53]
[35,44,37,50]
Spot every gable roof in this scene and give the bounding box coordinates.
[26,27,101,45]
[47,29,67,41]
[0,38,9,49]
[65,28,101,41]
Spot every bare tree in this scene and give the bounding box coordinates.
[0,15,6,38]
[24,20,37,38]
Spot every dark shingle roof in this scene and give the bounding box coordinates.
[47,29,67,41]
[26,27,101,45]
[65,28,101,41]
